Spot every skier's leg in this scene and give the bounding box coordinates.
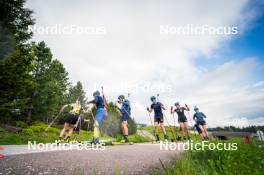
[160,122,168,141]
[154,120,160,141]
[122,120,129,142]
[203,124,209,139]
[64,126,74,140]
[179,122,185,138]
[92,108,105,144]
[184,122,190,138]
[59,123,69,138]
[93,120,100,141]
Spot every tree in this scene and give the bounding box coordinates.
[0,45,34,123]
[27,42,69,123]
[67,81,87,106]
[0,0,34,123]
[0,0,34,60]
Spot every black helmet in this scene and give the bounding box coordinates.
[93,90,100,96]
[118,95,125,101]
[194,106,199,111]
[150,96,156,101]
[174,102,180,106]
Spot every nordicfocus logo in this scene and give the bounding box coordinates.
[28,141,106,151]
[160,141,238,151]
[28,24,106,35]
[160,24,238,35]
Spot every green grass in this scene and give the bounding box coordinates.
[140,126,201,142]
[0,122,151,144]
[153,139,264,175]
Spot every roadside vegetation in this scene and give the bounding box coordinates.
[152,138,264,175]
[0,122,150,145]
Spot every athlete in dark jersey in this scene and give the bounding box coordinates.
[147,96,168,141]
[171,102,190,141]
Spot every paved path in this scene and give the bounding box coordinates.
[0,143,182,175]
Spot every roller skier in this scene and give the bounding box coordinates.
[147,96,168,142]
[87,90,107,144]
[171,102,191,141]
[193,106,209,140]
[58,97,82,143]
[115,95,131,143]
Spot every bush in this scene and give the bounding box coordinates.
[128,118,137,135]
[47,127,59,133]
[30,122,47,132]
[0,127,6,132]
[16,121,28,128]
[23,128,34,135]
[100,113,120,137]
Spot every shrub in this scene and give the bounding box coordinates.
[23,128,34,135]
[29,122,47,132]
[47,127,59,133]
[16,121,28,128]
[0,127,6,132]
[128,118,137,135]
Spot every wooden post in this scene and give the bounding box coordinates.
[243,136,249,144]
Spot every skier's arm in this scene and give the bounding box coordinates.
[60,104,70,112]
[160,103,166,110]
[114,101,120,109]
[193,114,196,121]
[87,96,98,104]
[184,104,190,111]
[147,107,152,113]
[120,104,129,115]
[170,106,174,114]
[87,99,96,104]
[201,112,207,118]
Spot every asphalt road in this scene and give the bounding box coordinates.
[0,143,182,175]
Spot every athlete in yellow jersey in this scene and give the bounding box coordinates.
[69,102,81,115]
[58,98,82,142]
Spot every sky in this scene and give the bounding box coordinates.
[26,0,264,127]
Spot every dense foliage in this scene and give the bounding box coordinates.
[153,139,264,175]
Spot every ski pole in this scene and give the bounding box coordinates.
[171,106,179,139]
[127,93,135,121]
[164,114,176,142]
[185,104,193,126]
[45,111,62,132]
[101,86,107,109]
[147,111,156,137]
[185,104,198,139]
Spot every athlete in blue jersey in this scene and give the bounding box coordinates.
[115,95,131,142]
[147,96,168,141]
[193,106,209,139]
[87,90,106,144]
